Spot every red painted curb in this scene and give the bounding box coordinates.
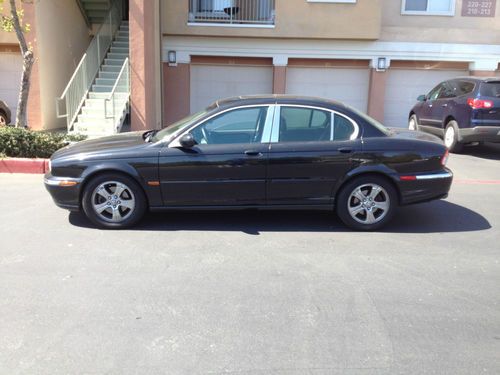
[0,158,49,174]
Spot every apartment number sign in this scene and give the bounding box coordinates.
[462,0,496,16]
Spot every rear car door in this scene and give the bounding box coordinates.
[159,105,273,206]
[266,105,361,206]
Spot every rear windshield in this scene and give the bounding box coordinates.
[480,82,500,98]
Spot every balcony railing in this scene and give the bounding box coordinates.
[188,0,275,26]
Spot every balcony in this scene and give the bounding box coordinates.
[188,0,275,26]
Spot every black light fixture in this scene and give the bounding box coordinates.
[168,50,177,65]
[377,57,387,71]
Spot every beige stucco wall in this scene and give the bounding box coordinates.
[162,0,381,40]
[380,0,500,44]
[35,0,91,130]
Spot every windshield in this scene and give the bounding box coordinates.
[343,104,392,136]
[151,110,208,142]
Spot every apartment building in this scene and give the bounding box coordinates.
[1,0,499,135]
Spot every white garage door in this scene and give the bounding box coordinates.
[190,65,273,113]
[0,53,22,123]
[286,67,370,112]
[384,69,469,128]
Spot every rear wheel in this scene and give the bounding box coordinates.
[82,173,147,229]
[444,120,463,153]
[336,175,397,231]
[408,114,419,131]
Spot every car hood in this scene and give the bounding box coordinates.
[52,131,151,161]
[388,127,443,144]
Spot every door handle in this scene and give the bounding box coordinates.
[441,104,448,107]
[244,150,263,156]
[339,147,353,154]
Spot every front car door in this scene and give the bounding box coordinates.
[419,83,445,129]
[266,105,361,206]
[159,105,274,206]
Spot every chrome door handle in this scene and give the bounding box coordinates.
[244,150,263,157]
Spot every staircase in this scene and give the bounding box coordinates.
[73,21,130,137]
[79,0,114,24]
[56,0,130,138]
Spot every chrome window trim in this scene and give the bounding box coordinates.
[270,104,360,143]
[168,104,274,148]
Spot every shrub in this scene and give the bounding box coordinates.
[0,127,87,159]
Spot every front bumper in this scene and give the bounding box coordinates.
[459,126,500,143]
[398,169,453,205]
[44,174,83,211]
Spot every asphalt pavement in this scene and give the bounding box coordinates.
[0,143,499,374]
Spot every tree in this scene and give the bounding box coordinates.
[0,0,33,128]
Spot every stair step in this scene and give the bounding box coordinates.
[110,47,129,54]
[89,92,129,99]
[107,52,128,60]
[113,39,129,46]
[101,65,122,72]
[99,71,120,79]
[105,58,126,66]
[95,78,118,86]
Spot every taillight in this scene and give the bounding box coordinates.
[441,150,449,166]
[467,98,493,109]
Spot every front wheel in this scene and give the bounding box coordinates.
[82,173,147,229]
[408,114,419,131]
[444,120,463,153]
[336,176,398,231]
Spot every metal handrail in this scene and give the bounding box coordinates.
[56,0,122,131]
[104,58,130,129]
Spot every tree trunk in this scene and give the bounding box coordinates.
[15,50,34,128]
[10,0,33,128]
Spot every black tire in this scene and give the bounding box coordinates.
[336,175,398,231]
[82,173,147,229]
[444,120,463,153]
[408,114,420,131]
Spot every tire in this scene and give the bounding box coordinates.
[336,175,398,231]
[0,112,8,127]
[408,114,419,131]
[82,173,147,229]
[444,120,463,153]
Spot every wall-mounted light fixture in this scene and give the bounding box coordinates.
[168,50,177,65]
[377,57,387,72]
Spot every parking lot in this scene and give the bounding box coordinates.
[1,143,499,375]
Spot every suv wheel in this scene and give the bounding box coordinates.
[444,120,463,153]
[408,114,419,131]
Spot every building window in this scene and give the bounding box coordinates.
[402,0,455,15]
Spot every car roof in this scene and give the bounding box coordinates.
[449,76,500,83]
[211,95,347,110]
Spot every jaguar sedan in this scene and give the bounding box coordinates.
[45,95,453,231]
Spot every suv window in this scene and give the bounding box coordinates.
[480,82,500,98]
[427,83,444,100]
[438,82,456,99]
[192,106,268,145]
[455,80,475,96]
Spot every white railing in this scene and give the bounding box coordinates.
[56,0,122,131]
[105,58,130,133]
[188,0,275,25]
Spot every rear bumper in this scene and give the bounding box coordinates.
[44,174,82,211]
[398,169,453,205]
[459,126,500,143]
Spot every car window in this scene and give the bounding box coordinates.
[333,114,356,141]
[279,107,331,142]
[191,106,268,145]
[455,80,475,96]
[480,82,500,98]
[427,84,444,100]
[438,82,455,99]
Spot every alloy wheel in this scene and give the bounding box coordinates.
[444,126,455,149]
[347,183,390,225]
[91,181,136,223]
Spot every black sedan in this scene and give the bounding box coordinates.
[45,96,453,230]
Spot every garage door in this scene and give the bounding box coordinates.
[0,53,22,123]
[190,65,273,113]
[286,67,370,112]
[384,69,469,128]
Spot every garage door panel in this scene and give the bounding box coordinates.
[384,69,469,128]
[190,65,273,113]
[286,67,370,112]
[0,53,22,121]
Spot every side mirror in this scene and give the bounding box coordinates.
[179,133,197,148]
[417,94,427,102]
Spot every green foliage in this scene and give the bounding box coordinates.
[0,2,30,33]
[0,127,87,159]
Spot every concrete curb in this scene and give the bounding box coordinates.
[0,158,49,174]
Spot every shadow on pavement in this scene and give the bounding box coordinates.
[69,200,490,235]
[460,142,500,161]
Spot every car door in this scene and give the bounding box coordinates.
[420,83,445,129]
[159,105,274,206]
[266,105,361,206]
